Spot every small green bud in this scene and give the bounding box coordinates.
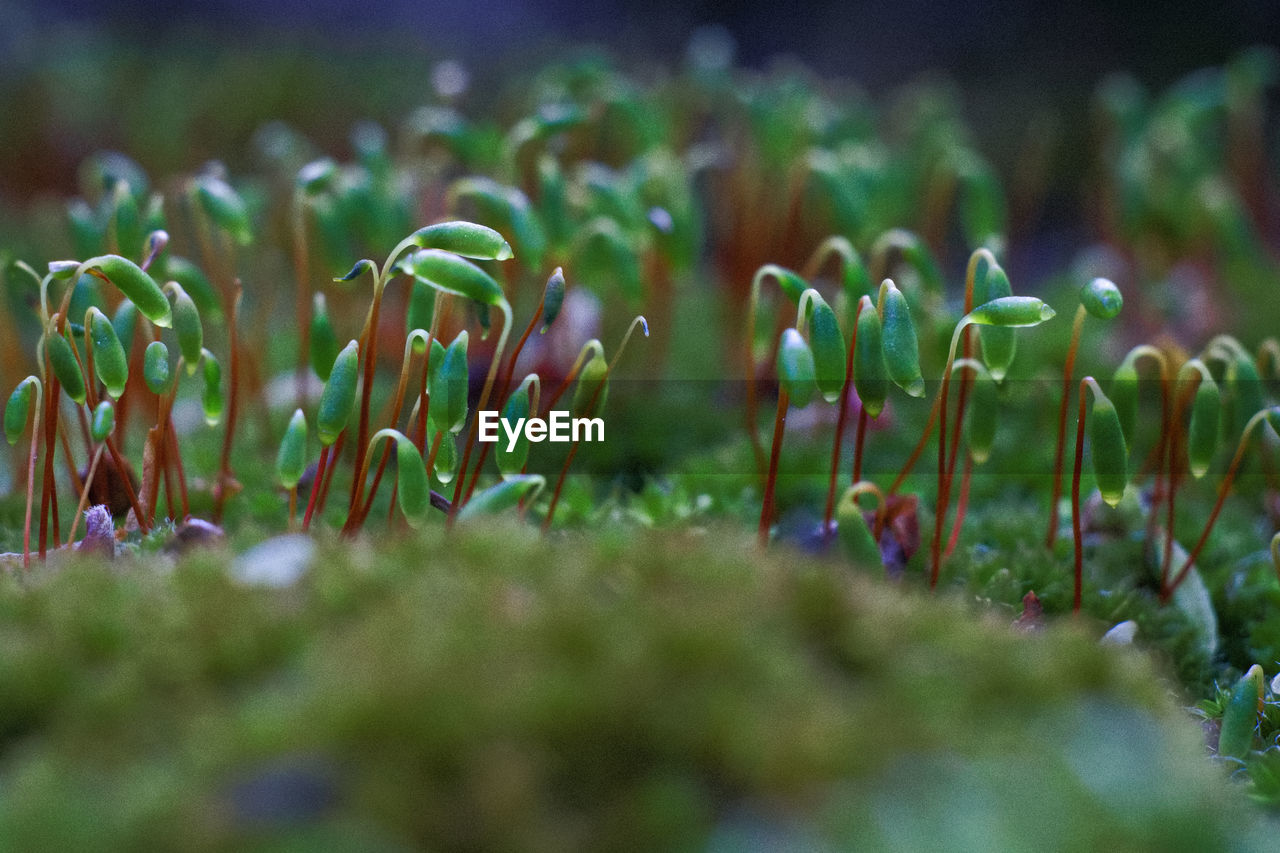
[47,331,87,404]
[4,377,38,445]
[163,256,220,317]
[201,351,224,426]
[1218,664,1264,759]
[777,327,817,409]
[968,296,1056,328]
[1188,376,1221,479]
[1081,277,1123,320]
[408,221,513,261]
[540,267,566,333]
[277,408,308,490]
[169,282,203,371]
[429,331,469,435]
[90,400,114,442]
[143,340,171,395]
[457,474,546,522]
[572,352,610,419]
[317,340,360,446]
[395,434,431,526]
[403,248,505,307]
[496,381,533,477]
[1089,393,1129,507]
[432,429,459,484]
[853,296,887,418]
[879,281,925,397]
[806,296,847,404]
[88,307,129,399]
[85,255,172,328]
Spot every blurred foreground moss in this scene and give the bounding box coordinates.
[0,523,1270,850]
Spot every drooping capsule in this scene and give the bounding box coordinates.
[47,331,87,405]
[967,296,1056,328]
[1187,374,1221,479]
[572,351,610,419]
[496,379,534,477]
[806,296,847,404]
[90,400,115,442]
[112,299,139,359]
[403,249,504,307]
[276,408,308,490]
[86,255,173,328]
[540,267,566,333]
[194,175,253,245]
[429,331,469,435]
[393,434,430,527]
[432,428,459,484]
[408,220,513,261]
[965,367,999,464]
[853,296,888,418]
[1109,359,1140,446]
[143,341,171,395]
[201,351,224,426]
[169,282,203,371]
[1089,390,1129,507]
[406,279,436,348]
[777,327,817,409]
[975,260,1016,382]
[316,340,360,446]
[4,377,39,445]
[1218,664,1264,760]
[309,293,340,381]
[88,307,129,399]
[878,281,925,398]
[457,474,546,522]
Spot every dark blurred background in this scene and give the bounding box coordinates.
[1,0,1277,202]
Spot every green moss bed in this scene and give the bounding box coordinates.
[0,523,1271,851]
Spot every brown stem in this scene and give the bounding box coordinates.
[167,419,190,518]
[929,365,955,589]
[1047,305,1087,547]
[758,389,790,548]
[315,431,344,519]
[66,444,106,545]
[541,439,581,533]
[302,444,331,531]
[213,286,244,522]
[943,456,974,560]
[21,402,42,570]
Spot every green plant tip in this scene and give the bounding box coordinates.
[1081,277,1123,320]
[968,296,1056,328]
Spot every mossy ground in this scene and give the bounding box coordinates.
[0,522,1271,850]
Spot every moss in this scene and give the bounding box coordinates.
[0,524,1268,850]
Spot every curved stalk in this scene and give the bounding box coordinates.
[1047,303,1088,548]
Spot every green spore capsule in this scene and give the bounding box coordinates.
[143,341,171,395]
[403,249,504,307]
[1089,392,1129,507]
[572,353,610,420]
[169,282,203,371]
[777,327,817,409]
[201,351,224,426]
[317,340,360,446]
[90,400,114,443]
[968,296,1056,327]
[853,296,888,418]
[409,220,513,260]
[975,261,1016,381]
[47,331,86,405]
[1231,355,1264,433]
[457,474,546,522]
[112,299,138,358]
[276,408,308,490]
[879,281,925,397]
[1188,376,1221,479]
[807,296,847,404]
[84,255,172,328]
[432,429,459,484]
[88,307,129,399]
[194,175,253,245]
[1218,665,1264,760]
[394,434,430,526]
[836,489,882,569]
[429,331,470,435]
[1110,360,1140,446]
[540,267,566,333]
[309,293,340,381]
[1081,277,1123,320]
[965,368,999,464]
[5,377,39,445]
